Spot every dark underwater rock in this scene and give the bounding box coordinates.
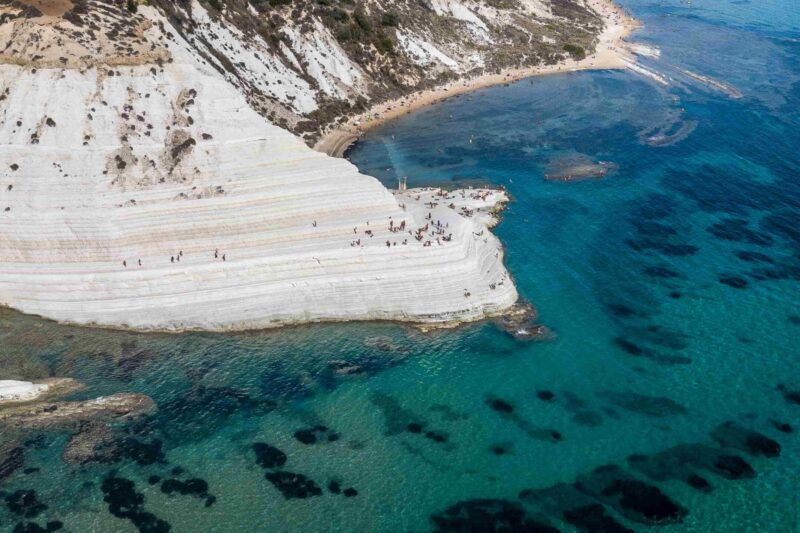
[371,392,415,435]
[101,477,143,518]
[487,397,514,414]
[293,425,339,445]
[563,504,634,533]
[637,325,690,351]
[629,193,676,220]
[113,341,159,381]
[643,265,683,279]
[575,465,687,525]
[615,337,645,356]
[431,498,558,533]
[101,476,171,532]
[157,385,276,443]
[760,210,800,245]
[607,303,639,317]
[536,390,555,402]
[13,523,53,533]
[707,218,773,246]
[614,330,693,365]
[520,483,609,531]
[160,478,209,500]
[600,391,687,418]
[0,446,25,481]
[771,420,792,433]
[490,443,512,456]
[713,455,755,479]
[628,443,755,482]
[425,431,448,444]
[120,438,165,466]
[777,384,800,405]
[294,429,318,444]
[612,337,690,365]
[734,250,774,263]
[252,443,287,469]
[686,474,712,492]
[719,275,748,289]
[632,220,677,238]
[710,422,781,458]
[264,471,322,499]
[5,490,47,519]
[626,239,699,257]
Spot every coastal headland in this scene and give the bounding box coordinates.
[0,0,637,332]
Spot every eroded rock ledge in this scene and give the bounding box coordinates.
[0,392,155,428]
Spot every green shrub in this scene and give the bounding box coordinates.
[562,43,586,60]
[381,11,399,26]
[354,10,371,32]
[336,23,364,42]
[330,7,348,22]
[374,33,394,53]
[126,0,137,12]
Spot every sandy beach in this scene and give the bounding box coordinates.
[315,0,640,157]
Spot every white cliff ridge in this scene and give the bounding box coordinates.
[0,5,518,331]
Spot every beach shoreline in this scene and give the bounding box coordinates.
[314,0,640,158]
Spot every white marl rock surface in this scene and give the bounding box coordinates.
[0,380,50,402]
[0,7,517,331]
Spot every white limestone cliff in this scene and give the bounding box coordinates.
[0,5,517,331]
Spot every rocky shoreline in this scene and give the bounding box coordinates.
[314,0,640,158]
[0,392,155,429]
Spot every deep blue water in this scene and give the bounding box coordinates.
[2,0,800,531]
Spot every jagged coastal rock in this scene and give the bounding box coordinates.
[0,0,630,332]
[0,392,155,428]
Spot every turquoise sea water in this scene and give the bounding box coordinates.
[2,0,800,531]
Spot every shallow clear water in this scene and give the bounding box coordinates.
[2,0,800,531]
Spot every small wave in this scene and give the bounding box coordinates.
[627,43,661,59]
[624,60,670,86]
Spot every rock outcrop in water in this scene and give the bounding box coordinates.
[0,392,154,428]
